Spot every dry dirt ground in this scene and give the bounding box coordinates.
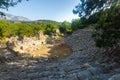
[29,43,72,60]
[0,42,73,63]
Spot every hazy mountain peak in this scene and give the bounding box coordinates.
[0,13,30,21]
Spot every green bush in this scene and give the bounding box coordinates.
[0,20,62,39]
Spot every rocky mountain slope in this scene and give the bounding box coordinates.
[0,13,30,21]
[0,29,120,80]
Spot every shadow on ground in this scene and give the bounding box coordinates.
[0,43,73,79]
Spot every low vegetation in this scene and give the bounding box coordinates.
[0,18,87,41]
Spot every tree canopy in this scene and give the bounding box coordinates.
[0,0,28,15]
[74,0,120,47]
[59,21,71,34]
[92,4,120,47]
[0,0,29,9]
[73,0,120,18]
[71,18,87,31]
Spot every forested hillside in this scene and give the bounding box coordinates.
[0,18,87,41]
[0,20,65,39]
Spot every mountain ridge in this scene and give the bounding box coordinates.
[0,13,30,21]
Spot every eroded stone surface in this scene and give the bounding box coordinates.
[0,29,120,80]
[108,74,120,80]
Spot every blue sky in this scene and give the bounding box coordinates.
[1,0,80,22]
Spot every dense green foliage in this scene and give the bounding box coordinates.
[0,20,81,39]
[73,0,119,18]
[93,4,120,47]
[59,21,72,34]
[71,19,81,31]
[0,0,28,15]
[0,20,61,38]
[74,0,120,48]
[0,0,23,9]
[0,19,88,39]
[71,18,87,31]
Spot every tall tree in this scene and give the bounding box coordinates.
[59,21,71,34]
[92,5,120,47]
[74,0,120,47]
[73,0,119,18]
[0,0,29,9]
[0,0,28,15]
[71,18,87,31]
